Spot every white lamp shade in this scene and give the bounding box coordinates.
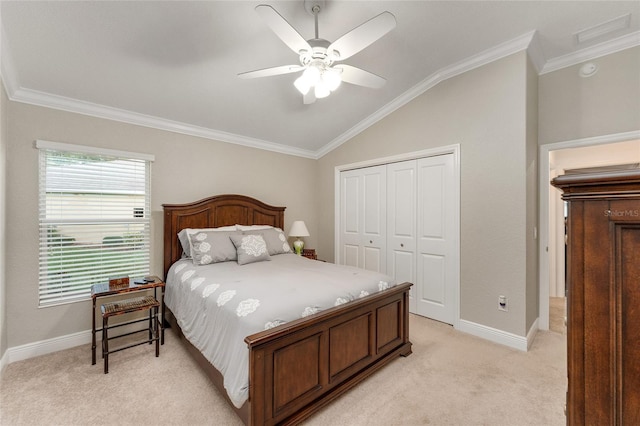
[289,221,310,237]
[302,66,321,86]
[314,81,330,99]
[323,68,342,91]
[294,75,311,95]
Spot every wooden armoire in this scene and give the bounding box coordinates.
[552,166,640,425]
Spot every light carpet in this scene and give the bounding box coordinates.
[549,297,566,334]
[0,315,566,425]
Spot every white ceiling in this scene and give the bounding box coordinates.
[2,1,639,158]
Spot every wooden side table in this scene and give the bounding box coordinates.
[91,276,165,372]
[301,249,317,260]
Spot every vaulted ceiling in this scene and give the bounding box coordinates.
[2,1,639,158]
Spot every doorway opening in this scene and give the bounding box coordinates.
[539,132,640,331]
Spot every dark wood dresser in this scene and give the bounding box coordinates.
[552,166,640,425]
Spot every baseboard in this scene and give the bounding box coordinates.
[457,319,537,352]
[4,320,158,365]
[4,318,541,366]
[526,318,539,350]
[6,330,91,364]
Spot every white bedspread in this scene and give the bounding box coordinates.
[164,254,396,408]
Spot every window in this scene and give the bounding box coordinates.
[37,141,154,306]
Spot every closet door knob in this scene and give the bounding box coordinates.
[400,243,404,247]
[369,240,373,244]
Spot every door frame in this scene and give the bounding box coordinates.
[538,130,640,330]
[334,144,461,329]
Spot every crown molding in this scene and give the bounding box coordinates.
[8,87,318,159]
[1,21,316,159]
[3,28,537,160]
[0,22,319,158]
[319,30,640,157]
[317,31,537,158]
[3,19,638,160]
[540,30,640,74]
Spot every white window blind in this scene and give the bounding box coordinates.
[37,141,153,306]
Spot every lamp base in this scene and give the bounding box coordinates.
[293,239,305,255]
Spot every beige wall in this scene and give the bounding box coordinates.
[1,82,7,361]
[539,46,640,145]
[525,56,539,332]
[5,100,317,348]
[318,52,532,336]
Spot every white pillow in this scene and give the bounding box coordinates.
[235,224,274,231]
[178,226,237,257]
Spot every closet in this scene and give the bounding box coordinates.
[551,166,640,425]
[339,153,458,324]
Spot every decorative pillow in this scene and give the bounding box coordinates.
[229,234,271,265]
[178,226,236,257]
[188,230,239,265]
[243,227,291,255]
[236,224,274,231]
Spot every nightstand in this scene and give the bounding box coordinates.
[91,277,165,373]
[302,249,317,260]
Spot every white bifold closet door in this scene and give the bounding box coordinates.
[340,153,456,325]
[386,160,417,309]
[340,165,387,273]
[414,154,456,324]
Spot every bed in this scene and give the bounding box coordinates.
[163,194,413,425]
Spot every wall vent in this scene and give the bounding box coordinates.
[574,13,631,45]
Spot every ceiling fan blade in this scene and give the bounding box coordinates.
[238,65,304,79]
[335,65,386,89]
[328,12,396,60]
[255,5,311,54]
[303,90,316,105]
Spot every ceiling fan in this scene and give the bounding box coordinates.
[238,1,396,104]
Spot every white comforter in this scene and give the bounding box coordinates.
[165,253,396,408]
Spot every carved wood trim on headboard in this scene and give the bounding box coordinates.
[162,194,286,279]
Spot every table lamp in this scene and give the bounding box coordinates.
[289,221,309,255]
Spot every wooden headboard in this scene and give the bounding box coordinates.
[162,194,286,279]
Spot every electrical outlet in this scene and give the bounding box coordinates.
[498,295,508,312]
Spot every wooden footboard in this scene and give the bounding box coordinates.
[166,281,412,426]
[245,282,412,425]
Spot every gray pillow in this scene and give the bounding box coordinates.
[188,230,239,265]
[178,226,237,257]
[229,234,271,265]
[243,227,291,255]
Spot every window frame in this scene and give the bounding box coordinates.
[36,140,155,307]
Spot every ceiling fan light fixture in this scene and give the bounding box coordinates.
[302,65,321,85]
[244,4,396,104]
[323,68,342,91]
[294,65,322,94]
[294,75,311,95]
[314,81,331,98]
